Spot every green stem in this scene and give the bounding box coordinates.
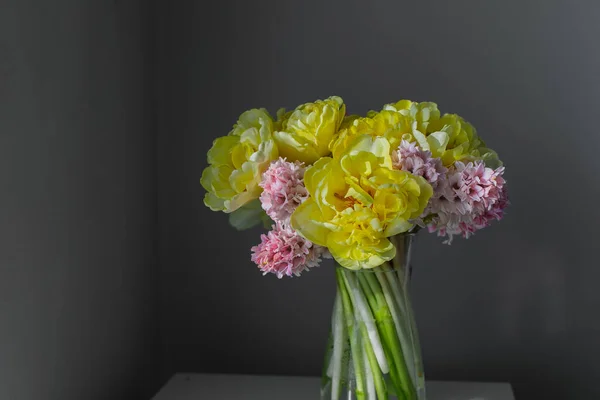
[341,270,389,374]
[381,263,407,315]
[387,244,425,396]
[336,269,366,400]
[387,238,425,398]
[360,326,388,399]
[356,273,406,400]
[360,337,376,399]
[363,272,416,400]
[399,279,425,392]
[329,292,346,400]
[355,274,388,399]
[375,269,417,385]
[356,273,378,314]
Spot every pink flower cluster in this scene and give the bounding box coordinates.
[392,140,448,227]
[251,223,330,278]
[252,158,329,278]
[392,140,447,190]
[427,161,508,243]
[259,158,309,223]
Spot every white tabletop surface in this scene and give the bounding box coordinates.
[152,373,515,400]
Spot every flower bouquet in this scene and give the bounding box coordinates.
[200,97,508,400]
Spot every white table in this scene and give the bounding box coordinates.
[152,373,515,400]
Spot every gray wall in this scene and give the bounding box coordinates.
[156,1,600,399]
[0,1,160,399]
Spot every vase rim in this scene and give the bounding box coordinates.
[394,231,418,237]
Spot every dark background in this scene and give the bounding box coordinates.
[0,1,159,399]
[2,0,599,399]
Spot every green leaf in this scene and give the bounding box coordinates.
[261,212,273,229]
[228,199,268,230]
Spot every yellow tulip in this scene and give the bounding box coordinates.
[200,109,278,213]
[381,100,503,167]
[382,100,440,133]
[274,96,345,164]
[330,110,413,158]
[425,114,501,166]
[291,135,432,270]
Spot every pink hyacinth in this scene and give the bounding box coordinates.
[427,161,508,243]
[470,186,509,230]
[392,140,447,190]
[251,223,330,278]
[259,158,308,223]
[430,170,471,215]
[454,161,505,210]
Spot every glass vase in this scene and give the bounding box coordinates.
[320,233,425,400]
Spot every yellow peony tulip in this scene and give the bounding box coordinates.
[380,100,503,167]
[424,114,504,167]
[291,135,432,270]
[329,110,413,158]
[382,99,441,133]
[200,109,278,213]
[274,96,346,164]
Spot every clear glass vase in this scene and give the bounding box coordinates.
[320,233,425,400]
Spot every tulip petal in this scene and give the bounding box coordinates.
[290,199,330,246]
